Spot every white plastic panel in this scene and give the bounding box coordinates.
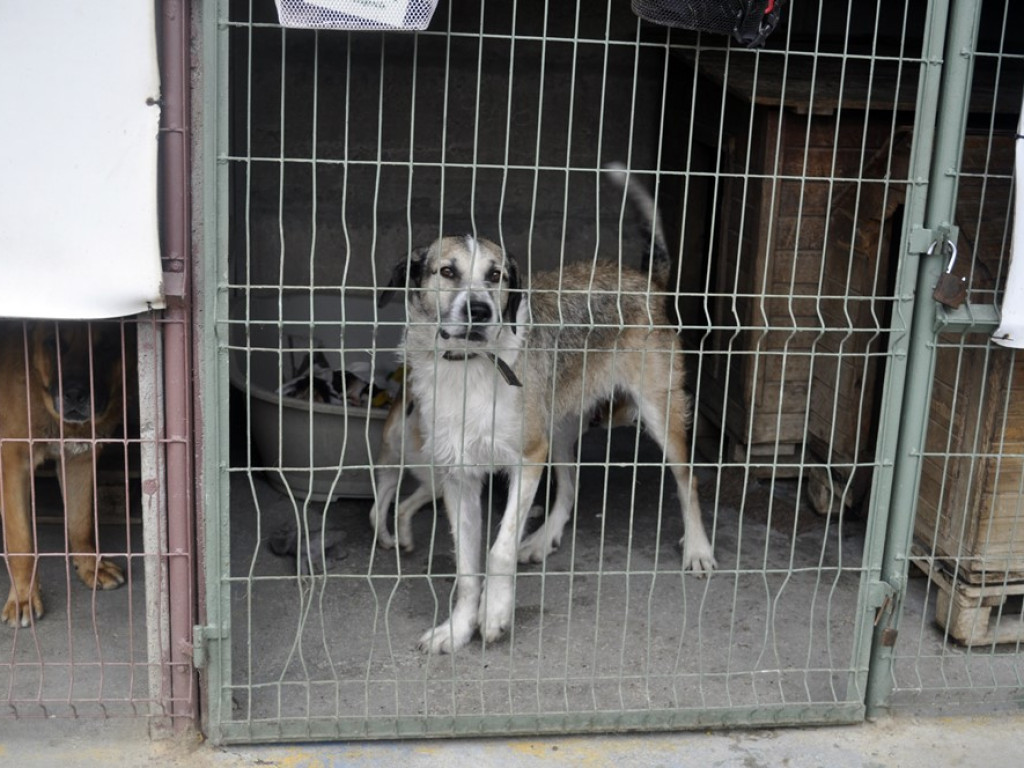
[0,1,163,319]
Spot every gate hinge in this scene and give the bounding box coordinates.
[193,624,227,669]
[869,579,900,647]
[908,225,960,256]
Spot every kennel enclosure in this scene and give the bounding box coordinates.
[191,0,1021,743]
[4,0,1021,737]
[0,1,196,729]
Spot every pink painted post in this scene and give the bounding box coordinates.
[158,0,197,731]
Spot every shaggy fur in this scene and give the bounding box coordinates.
[384,168,715,653]
[368,378,627,560]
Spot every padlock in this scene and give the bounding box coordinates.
[930,240,967,309]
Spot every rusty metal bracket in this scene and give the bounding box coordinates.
[869,579,900,647]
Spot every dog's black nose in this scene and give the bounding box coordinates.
[53,381,108,423]
[58,385,94,423]
[467,299,492,325]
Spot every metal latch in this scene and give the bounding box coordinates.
[930,239,967,309]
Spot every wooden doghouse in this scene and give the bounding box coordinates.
[692,53,913,487]
[691,50,1023,643]
[912,133,1023,646]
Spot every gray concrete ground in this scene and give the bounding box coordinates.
[6,713,1024,767]
[222,428,873,727]
[5,431,1023,761]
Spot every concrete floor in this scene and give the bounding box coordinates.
[221,425,871,731]
[0,476,153,719]
[4,428,1023,753]
[7,713,1024,768]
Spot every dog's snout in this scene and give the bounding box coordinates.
[56,385,91,422]
[52,380,107,423]
[466,298,492,325]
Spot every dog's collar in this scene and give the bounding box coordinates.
[441,350,523,387]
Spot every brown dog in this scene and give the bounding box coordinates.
[0,320,127,627]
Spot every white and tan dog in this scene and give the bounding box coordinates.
[369,375,632,558]
[382,167,716,653]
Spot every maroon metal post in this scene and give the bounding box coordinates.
[158,0,197,731]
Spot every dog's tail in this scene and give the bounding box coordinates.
[604,162,670,285]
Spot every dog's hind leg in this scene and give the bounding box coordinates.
[1,443,43,627]
[481,437,548,643]
[633,349,716,575]
[418,470,483,654]
[518,426,576,563]
[62,450,126,591]
[393,472,439,552]
[369,460,401,549]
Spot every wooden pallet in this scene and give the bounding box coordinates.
[911,543,1024,646]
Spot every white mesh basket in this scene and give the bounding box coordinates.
[274,0,438,31]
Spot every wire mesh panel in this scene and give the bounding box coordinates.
[201,0,949,742]
[882,0,1024,714]
[0,316,182,724]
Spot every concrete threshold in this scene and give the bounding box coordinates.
[5,714,1024,768]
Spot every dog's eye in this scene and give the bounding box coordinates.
[487,269,502,284]
[439,266,455,279]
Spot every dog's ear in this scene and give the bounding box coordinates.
[377,262,407,308]
[502,252,523,335]
[378,245,429,308]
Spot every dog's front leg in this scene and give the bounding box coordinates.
[61,449,126,591]
[418,471,483,654]
[480,441,547,644]
[1,443,43,627]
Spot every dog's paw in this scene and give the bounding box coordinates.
[2,586,43,628]
[479,580,514,643]
[417,619,474,654]
[396,523,415,553]
[75,557,126,590]
[517,528,561,564]
[680,537,717,576]
[370,510,396,550]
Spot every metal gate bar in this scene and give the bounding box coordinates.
[159,0,200,730]
[871,0,1024,714]
[195,0,234,735]
[864,0,984,716]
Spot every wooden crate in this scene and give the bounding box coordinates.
[911,132,1021,597]
[915,347,1024,583]
[696,51,912,473]
[804,130,910,462]
[692,51,1016,507]
[804,134,1017,519]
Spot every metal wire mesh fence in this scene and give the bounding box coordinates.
[882,0,1024,713]
[198,0,1024,742]
[1,0,194,729]
[0,316,187,724]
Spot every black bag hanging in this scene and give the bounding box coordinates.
[631,0,787,48]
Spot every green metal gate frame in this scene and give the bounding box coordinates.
[194,0,983,743]
[864,0,988,716]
